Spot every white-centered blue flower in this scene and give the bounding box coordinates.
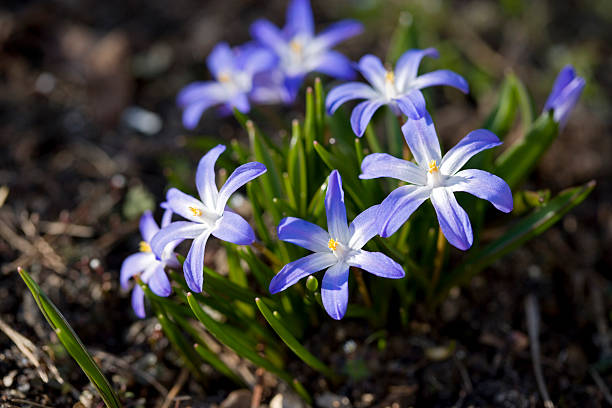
[177,42,277,129]
[543,65,585,128]
[360,113,513,250]
[326,48,469,136]
[120,209,179,318]
[151,145,266,293]
[250,0,363,103]
[269,170,404,320]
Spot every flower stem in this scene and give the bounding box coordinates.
[431,226,446,293]
[252,241,282,269]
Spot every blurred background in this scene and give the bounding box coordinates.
[0,0,610,406]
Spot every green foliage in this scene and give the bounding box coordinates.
[18,268,122,408]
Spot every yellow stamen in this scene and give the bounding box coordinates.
[189,206,203,217]
[218,72,231,83]
[290,39,303,54]
[385,70,395,83]
[328,238,338,251]
[428,159,439,173]
[139,241,152,252]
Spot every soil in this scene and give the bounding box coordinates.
[0,0,610,407]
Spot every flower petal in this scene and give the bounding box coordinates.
[212,210,255,245]
[237,45,278,76]
[346,250,404,279]
[321,262,350,320]
[325,82,378,114]
[314,20,363,49]
[286,0,314,37]
[151,221,208,257]
[448,169,513,213]
[177,81,225,107]
[393,89,427,119]
[139,211,159,243]
[395,48,439,91]
[430,187,473,250]
[250,19,286,53]
[350,99,385,137]
[182,99,220,130]
[217,161,267,211]
[544,65,577,112]
[277,217,330,252]
[207,42,236,79]
[283,75,304,103]
[411,70,469,94]
[359,153,427,185]
[546,75,585,128]
[439,129,501,175]
[269,252,337,293]
[357,54,387,92]
[184,230,211,293]
[325,170,349,243]
[165,188,207,223]
[313,50,356,80]
[196,145,225,208]
[229,93,250,113]
[378,185,431,237]
[401,112,442,168]
[131,285,146,318]
[148,264,172,297]
[348,205,380,250]
[120,252,155,289]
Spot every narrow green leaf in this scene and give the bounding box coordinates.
[304,87,315,151]
[247,120,283,200]
[314,77,325,143]
[287,119,308,215]
[438,180,595,300]
[494,113,559,189]
[18,268,121,408]
[187,293,311,403]
[483,74,518,138]
[256,298,338,379]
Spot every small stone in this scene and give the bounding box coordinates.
[315,392,352,408]
[270,393,306,408]
[220,389,252,408]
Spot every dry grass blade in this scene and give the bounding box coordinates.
[525,294,555,408]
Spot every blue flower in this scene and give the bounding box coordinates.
[250,0,363,103]
[177,42,277,129]
[120,209,179,318]
[269,170,404,320]
[360,113,513,250]
[151,145,266,293]
[543,65,585,128]
[326,48,469,136]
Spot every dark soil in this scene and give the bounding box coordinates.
[1,0,610,407]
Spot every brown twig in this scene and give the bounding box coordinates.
[589,367,612,405]
[159,368,189,408]
[525,294,555,408]
[354,269,373,308]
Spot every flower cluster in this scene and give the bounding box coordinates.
[121,0,585,321]
[178,0,363,129]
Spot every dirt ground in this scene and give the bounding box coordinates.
[0,0,610,407]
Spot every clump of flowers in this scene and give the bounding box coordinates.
[117,0,588,400]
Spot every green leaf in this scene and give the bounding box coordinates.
[287,120,308,215]
[437,180,595,301]
[494,113,559,189]
[18,268,121,408]
[187,293,312,403]
[255,298,338,380]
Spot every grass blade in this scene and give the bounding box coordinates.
[18,268,121,408]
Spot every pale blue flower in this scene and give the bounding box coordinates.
[250,0,363,102]
[543,65,585,128]
[326,48,469,136]
[361,113,513,250]
[177,42,277,129]
[120,209,179,318]
[151,145,266,292]
[269,170,404,320]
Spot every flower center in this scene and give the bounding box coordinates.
[428,159,439,173]
[290,39,303,55]
[328,238,338,251]
[218,72,232,83]
[139,241,152,252]
[189,207,203,217]
[385,70,395,83]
